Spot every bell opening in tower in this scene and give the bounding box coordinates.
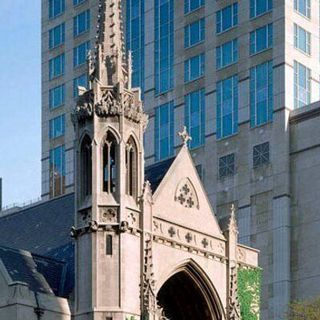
[103,132,118,194]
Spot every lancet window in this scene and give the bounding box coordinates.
[80,135,92,198]
[103,132,118,193]
[125,137,138,198]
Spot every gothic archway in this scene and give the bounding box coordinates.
[157,262,225,320]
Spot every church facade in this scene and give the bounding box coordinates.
[0,0,260,319]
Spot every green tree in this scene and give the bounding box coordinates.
[288,297,320,320]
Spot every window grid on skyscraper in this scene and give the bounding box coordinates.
[294,61,311,109]
[216,3,238,34]
[250,24,273,55]
[185,88,205,149]
[49,23,65,49]
[73,10,90,37]
[216,75,238,139]
[49,84,65,109]
[184,18,205,48]
[73,74,88,97]
[294,24,311,55]
[49,53,65,80]
[73,0,87,6]
[126,0,145,93]
[49,0,65,19]
[73,41,90,67]
[216,39,238,69]
[155,0,174,94]
[250,61,273,127]
[294,0,311,18]
[49,145,65,198]
[184,53,205,82]
[49,115,65,139]
[250,0,272,18]
[154,101,174,161]
[184,0,204,14]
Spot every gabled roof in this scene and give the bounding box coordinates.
[0,193,74,297]
[0,245,67,297]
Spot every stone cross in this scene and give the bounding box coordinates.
[178,126,192,146]
[168,227,176,237]
[185,233,193,243]
[202,238,209,248]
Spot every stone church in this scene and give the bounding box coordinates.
[0,1,259,319]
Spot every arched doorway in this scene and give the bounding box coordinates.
[157,266,224,320]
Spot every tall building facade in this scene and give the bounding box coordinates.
[42,0,320,319]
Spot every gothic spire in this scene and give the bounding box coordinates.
[92,0,128,87]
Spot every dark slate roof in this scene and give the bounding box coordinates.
[0,193,74,297]
[0,160,175,298]
[145,157,175,192]
[0,246,64,296]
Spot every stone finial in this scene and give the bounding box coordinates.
[228,204,238,235]
[178,126,192,147]
[92,0,127,86]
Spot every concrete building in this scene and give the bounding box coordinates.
[41,0,320,318]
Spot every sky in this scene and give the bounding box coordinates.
[0,1,41,207]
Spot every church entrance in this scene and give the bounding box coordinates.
[157,269,222,320]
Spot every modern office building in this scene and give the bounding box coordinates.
[41,0,320,319]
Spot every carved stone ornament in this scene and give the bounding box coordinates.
[229,266,241,320]
[95,88,121,117]
[72,90,94,122]
[142,233,157,317]
[175,178,199,209]
[99,207,118,223]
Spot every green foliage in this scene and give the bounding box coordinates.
[288,297,320,320]
[125,316,138,320]
[238,267,262,320]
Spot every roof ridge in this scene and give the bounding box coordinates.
[0,193,74,220]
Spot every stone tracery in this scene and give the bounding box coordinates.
[174,178,199,209]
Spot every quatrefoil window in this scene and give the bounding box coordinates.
[175,178,199,209]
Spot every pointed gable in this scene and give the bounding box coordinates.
[151,146,224,238]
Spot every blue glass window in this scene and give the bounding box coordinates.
[294,61,311,109]
[49,145,65,197]
[294,0,310,18]
[250,24,273,54]
[216,39,238,69]
[250,0,272,18]
[294,24,311,55]
[73,74,88,97]
[185,89,205,148]
[155,101,174,160]
[49,23,65,49]
[185,18,205,48]
[73,0,86,5]
[49,115,65,139]
[184,53,205,82]
[49,0,65,19]
[216,75,238,139]
[49,84,65,109]
[74,10,90,37]
[49,53,65,80]
[126,0,145,93]
[250,61,273,127]
[216,3,238,34]
[73,41,90,67]
[155,0,174,94]
[184,0,204,14]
